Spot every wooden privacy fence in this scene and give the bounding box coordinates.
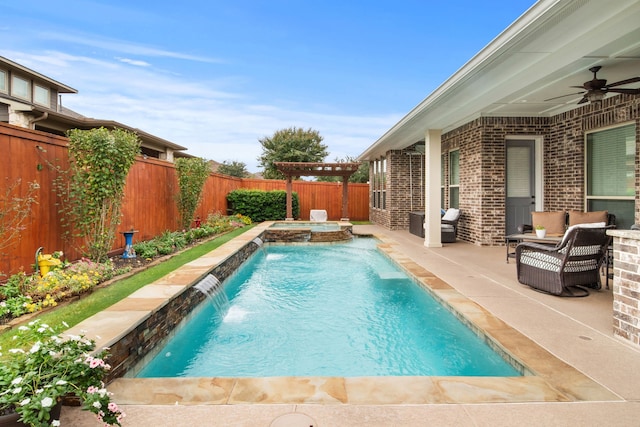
[0,123,369,276]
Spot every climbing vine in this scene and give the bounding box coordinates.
[0,178,39,255]
[59,127,140,262]
[175,157,210,230]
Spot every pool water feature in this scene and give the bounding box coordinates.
[264,221,353,242]
[135,238,521,378]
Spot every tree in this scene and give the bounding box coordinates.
[257,127,328,179]
[175,157,210,229]
[316,156,369,183]
[61,127,140,262]
[217,160,249,178]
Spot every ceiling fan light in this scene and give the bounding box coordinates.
[587,91,605,102]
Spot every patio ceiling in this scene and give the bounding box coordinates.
[359,0,640,159]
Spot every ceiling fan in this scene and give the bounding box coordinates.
[545,66,640,104]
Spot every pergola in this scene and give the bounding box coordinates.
[274,162,361,221]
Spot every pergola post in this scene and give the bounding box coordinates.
[341,175,349,221]
[285,175,293,221]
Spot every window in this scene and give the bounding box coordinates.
[372,157,386,209]
[0,69,7,93]
[586,124,635,229]
[449,150,460,209]
[11,75,29,100]
[34,84,50,107]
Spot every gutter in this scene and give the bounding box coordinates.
[29,111,48,128]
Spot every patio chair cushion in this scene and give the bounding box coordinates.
[568,210,607,226]
[531,211,566,236]
[520,248,602,274]
[442,208,460,222]
[559,222,606,247]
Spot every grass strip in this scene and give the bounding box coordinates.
[0,226,253,348]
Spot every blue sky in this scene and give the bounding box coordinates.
[2,0,535,172]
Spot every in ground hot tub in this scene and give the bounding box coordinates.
[264,221,353,242]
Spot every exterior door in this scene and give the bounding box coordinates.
[506,140,535,235]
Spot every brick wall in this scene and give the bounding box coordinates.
[369,145,425,230]
[611,232,640,348]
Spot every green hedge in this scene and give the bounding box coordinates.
[226,189,299,222]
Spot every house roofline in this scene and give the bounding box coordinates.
[358,0,589,160]
[0,56,78,94]
[33,107,188,151]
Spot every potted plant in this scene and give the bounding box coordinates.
[534,224,546,238]
[0,320,124,427]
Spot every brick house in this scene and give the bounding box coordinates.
[358,0,640,247]
[0,56,188,161]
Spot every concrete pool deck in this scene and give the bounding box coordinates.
[63,223,640,426]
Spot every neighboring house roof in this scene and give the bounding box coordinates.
[0,55,77,94]
[0,56,189,159]
[33,106,190,156]
[359,0,640,159]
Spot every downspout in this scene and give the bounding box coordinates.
[29,112,48,129]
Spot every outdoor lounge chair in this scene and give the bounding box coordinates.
[515,224,613,297]
[310,209,328,222]
[441,208,461,243]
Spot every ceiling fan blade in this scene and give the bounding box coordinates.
[577,96,589,104]
[544,91,584,101]
[607,88,640,94]
[606,77,640,88]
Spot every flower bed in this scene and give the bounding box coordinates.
[0,214,252,323]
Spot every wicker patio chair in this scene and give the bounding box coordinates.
[441,208,461,243]
[515,225,613,297]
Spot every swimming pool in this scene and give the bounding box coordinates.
[135,238,521,378]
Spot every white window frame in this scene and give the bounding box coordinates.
[448,149,460,209]
[33,84,50,107]
[11,75,30,100]
[0,69,7,93]
[585,122,635,228]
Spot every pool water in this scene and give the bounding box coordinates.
[135,238,521,378]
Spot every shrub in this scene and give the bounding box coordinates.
[226,189,299,221]
[175,157,210,230]
[132,241,158,259]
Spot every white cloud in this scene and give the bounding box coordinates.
[2,50,399,172]
[117,57,151,67]
[38,31,225,64]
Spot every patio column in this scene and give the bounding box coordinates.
[424,129,442,247]
[341,175,349,221]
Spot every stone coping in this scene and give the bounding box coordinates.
[67,223,620,405]
[607,229,640,239]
